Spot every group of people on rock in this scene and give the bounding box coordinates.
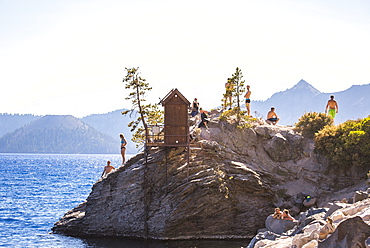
[224,83,282,125]
[272,208,295,221]
[102,85,340,179]
[223,83,339,125]
[190,98,210,129]
[271,205,335,240]
[101,133,128,178]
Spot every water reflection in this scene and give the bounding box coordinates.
[80,236,250,248]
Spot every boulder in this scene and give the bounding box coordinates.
[292,230,319,248]
[265,215,297,235]
[198,140,221,151]
[247,231,280,248]
[302,240,318,248]
[303,197,317,208]
[319,216,370,248]
[324,202,349,219]
[330,210,345,223]
[264,133,292,162]
[318,218,335,240]
[292,211,326,236]
[353,190,369,203]
[365,237,370,247]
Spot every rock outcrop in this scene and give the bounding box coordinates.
[53,114,369,241]
[248,195,370,248]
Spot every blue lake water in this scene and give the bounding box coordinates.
[0,153,249,248]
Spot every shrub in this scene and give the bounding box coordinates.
[315,116,370,171]
[219,107,243,121]
[295,112,333,138]
[219,107,256,129]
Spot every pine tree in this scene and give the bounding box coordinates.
[122,67,163,148]
[230,67,246,109]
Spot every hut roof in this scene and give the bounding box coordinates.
[159,88,190,106]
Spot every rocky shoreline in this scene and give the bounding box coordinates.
[52,114,369,246]
[248,189,370,247]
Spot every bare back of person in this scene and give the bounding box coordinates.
[104,165,115,174]
[101,160,115,178]
[267,111,275,119]
[327,99,337,109]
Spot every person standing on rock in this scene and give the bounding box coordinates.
[120,133,127,165]
[224,80,234,110]
[191,98,199,117]
[101,160,115,178]
[267,107,280,125]
[325,95,339,119]
[244,85,252,116]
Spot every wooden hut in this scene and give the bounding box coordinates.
[159,88,190,146]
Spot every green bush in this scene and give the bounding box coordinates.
[219,107,256,129]
[315,116,370,170]
[295,112,333,138]
[219,107,243,121]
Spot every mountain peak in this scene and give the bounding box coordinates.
[290,79,321,95]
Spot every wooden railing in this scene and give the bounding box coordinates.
[146,125,189,147]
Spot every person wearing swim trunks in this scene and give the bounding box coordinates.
[325,95,338,119]
[119,133,127,164]
[101,160,115,178]
[224,80,234,110]
[244,85,251,116]
[267,107,280,125]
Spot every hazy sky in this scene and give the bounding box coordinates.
[1,0,369,117]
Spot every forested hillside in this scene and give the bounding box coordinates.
[0,113,40,137]
[0,115,117,154]
[81,109,137,153]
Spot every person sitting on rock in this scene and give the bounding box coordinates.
[282,209,295,221]
[272,208,283,219]
[101,160,115,178]
[198,108,209,129]
[303,195,317,208]
[266,107,280,125]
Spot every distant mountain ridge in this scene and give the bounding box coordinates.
[81,109,136,153]
[0,111,137,154]
[251,80,370,125]
[0,113,41,137]
[0,115,118,154]
[1,80,370,153]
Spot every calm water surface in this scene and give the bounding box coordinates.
[0,153,249,248]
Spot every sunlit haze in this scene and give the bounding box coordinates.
[1,0,369,117]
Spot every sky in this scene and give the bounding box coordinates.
[1,0,370,117]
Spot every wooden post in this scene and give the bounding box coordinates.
[143,145,149,238]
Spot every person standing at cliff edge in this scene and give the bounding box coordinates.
[325,95,339,119]
[244,85,252,116]
[120,133,127,165]
[224,80,234,110]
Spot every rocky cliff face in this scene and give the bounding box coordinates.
[52,115,366,240]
